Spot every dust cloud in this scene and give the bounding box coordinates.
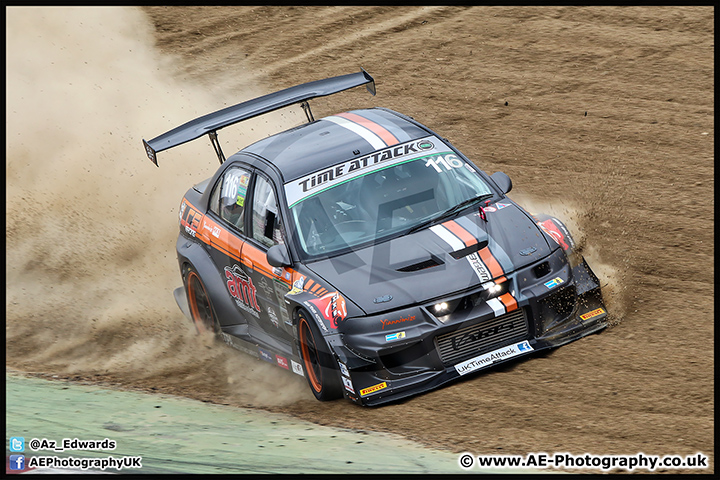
[6,6,310,406]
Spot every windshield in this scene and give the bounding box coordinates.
[286,140,493,260]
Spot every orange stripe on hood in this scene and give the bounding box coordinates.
[443,220,478,248]
[478,246,504,279]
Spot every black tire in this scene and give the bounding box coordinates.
[183,264,219,335]
[297,309,343,401]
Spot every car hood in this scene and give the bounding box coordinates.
[305,202,553,315]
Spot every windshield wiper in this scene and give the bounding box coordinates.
[406,193,494,235]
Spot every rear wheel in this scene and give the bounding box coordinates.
[297,309,343,401]
[184,265,218,335]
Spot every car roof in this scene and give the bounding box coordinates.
[238,107,431,183]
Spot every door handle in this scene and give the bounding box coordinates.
[243,257,254,270]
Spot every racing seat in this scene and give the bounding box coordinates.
[358,162,440,232]
[296,196,340,253]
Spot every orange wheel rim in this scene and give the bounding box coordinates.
[187,271,211,333]
[299,317,322,392]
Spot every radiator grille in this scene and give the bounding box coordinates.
[435,308,529,365]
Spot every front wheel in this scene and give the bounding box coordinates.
[183,264,219,335]
[297,309,343,401]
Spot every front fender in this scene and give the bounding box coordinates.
[285,293,333,336]
[283,268,363,335]
[533,215,602,299]
[534,214,577,254]
[285,296,374,378]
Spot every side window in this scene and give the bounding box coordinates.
[213,166,251,232]
[209,179,222,215]
[251,174,284,248]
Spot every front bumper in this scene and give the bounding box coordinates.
[331,258,608,406]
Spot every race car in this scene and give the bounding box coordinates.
[143,70,608,406]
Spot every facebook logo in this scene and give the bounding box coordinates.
[517,341,532,352]
[9,436,25,452]
[9,455,25,471]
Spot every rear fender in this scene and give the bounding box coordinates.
[176,236,244,328]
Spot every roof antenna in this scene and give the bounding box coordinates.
[300,101,315,123]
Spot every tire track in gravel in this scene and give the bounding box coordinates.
[240,6,450,79]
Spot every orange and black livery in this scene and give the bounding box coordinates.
[145,71,608,406]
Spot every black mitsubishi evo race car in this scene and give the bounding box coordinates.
[143,70,608,406]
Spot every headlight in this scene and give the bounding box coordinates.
[429,279,510,322]
[487,283,502,294]
[429,298,463,321]
[484,280,508,299]
[433,302,449,313]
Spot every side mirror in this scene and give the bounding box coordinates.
[490,171,512,194]
[267,244,292,268]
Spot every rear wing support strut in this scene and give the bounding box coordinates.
[142,69,375,166]
[208,131,225,165]
[300,101,315,123]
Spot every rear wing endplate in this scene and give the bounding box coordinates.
[142,69,375,166]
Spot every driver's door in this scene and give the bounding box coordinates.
[204,165,258,328]
[242,172,294,348]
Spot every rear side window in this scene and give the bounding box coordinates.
[209,166,252,233]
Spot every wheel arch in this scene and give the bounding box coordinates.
[176,237,240,328]
[293,303,343,401]
[533,213,578,255]
[286,298,331,335]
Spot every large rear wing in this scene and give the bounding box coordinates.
[142,69,375,166]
